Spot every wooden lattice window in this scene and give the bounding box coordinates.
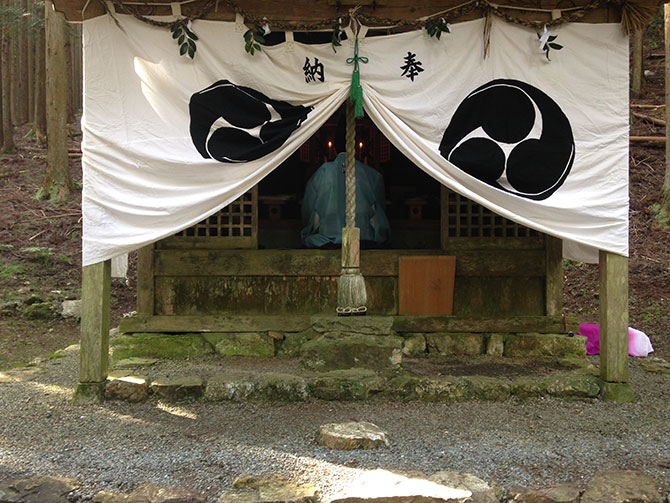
[441,186,537,238]
[172,187,258,248]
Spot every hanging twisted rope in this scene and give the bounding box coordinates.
[345,101,356,229]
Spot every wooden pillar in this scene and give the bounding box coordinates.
[136,244,155,316]
[73,260,111,404]
[598,250,634,401]
[544,234,563,318]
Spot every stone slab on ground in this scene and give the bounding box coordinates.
[111,333,214,364]
[316,421,390,450]
[311,316,395,336]
[0,475,79,503]
[203,372,308,402]
[113,357,159,369]
[428,472,498,503]
[300,335,403,371]
[150,376,204,400]
[504,334,586,358]
[61,299,81,319]
[426,333,486,356]
[309,368,385,400]
[220,475,318,503]
[330,468,472,503]
[93,482,204,503]
[203,332,275,358]
[638,357,670,375]
[507,483,581,502]
[105,374,149,402]
[581,470,663,503]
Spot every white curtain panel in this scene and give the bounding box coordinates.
[82,15,628,266]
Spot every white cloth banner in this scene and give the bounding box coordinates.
[82,15,628,266]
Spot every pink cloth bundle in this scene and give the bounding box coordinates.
[579,323,654,357]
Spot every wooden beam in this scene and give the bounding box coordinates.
[73,260,111,404]
[599,251,632,399]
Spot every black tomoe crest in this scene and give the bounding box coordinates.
[189,80,312,163]
[439,79,574,200]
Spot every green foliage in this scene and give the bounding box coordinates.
[21,246,53,267]
[0,263,25,281]
[645,6,664,48]
[425,18,451,40]
[652,203,670,229]
[537,32,563,61]
[243,23,265,55]
[640,302,670,323]
[170,22,198,59]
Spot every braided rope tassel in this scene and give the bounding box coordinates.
[345,100,356,229]
[337,100,367,316]
[346,37,368,119]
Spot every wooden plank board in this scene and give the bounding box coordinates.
[399,256,456,315]
[392,315,580,334]
[152,248,545,277]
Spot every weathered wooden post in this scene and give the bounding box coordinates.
[631,30,643,94]
[73,259,111,403]
[598,250,634,401]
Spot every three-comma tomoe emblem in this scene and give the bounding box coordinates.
[439,79,575,200]
[189,80,312,163]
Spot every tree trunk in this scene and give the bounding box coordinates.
[1,0,16,154]
[631,30,643,95]
[17,0,29,124]
[33,10,46,145]
[41,0,73,201]
[27,0,33,124]
[663,4,670,214]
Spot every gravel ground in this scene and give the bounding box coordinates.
[0,346,668,502]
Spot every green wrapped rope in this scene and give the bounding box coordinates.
[346,38,368,119]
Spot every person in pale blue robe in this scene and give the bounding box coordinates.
[301,151,391,248]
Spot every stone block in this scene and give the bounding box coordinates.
[510,378,548,400]
[151,376,204,400]
[428,472,499,503]
[330,469,472,502]
[316,421,389,450]
[127,482,204,503]
[111,333,213,364]
[426,333,485,356]
[402,334,427,356]
[204,373,258,401]
[504,333,586,358]
[415,377,467,403]
[300,334,403,371]
[220,476,318,503]
[113,357,159,369]
[105,375,149,402]
[581,470,662,503]
[277,329,317,357]
[311,315,395,335]
[461,375,511,401]
[545,375,600,399]
[257,373,309,401]
[508,483,580,502]
[204,333,275,358]
[309,369,385,400]
[0,476,80,503]
[61,299,82,319]
[486,334,504,356]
